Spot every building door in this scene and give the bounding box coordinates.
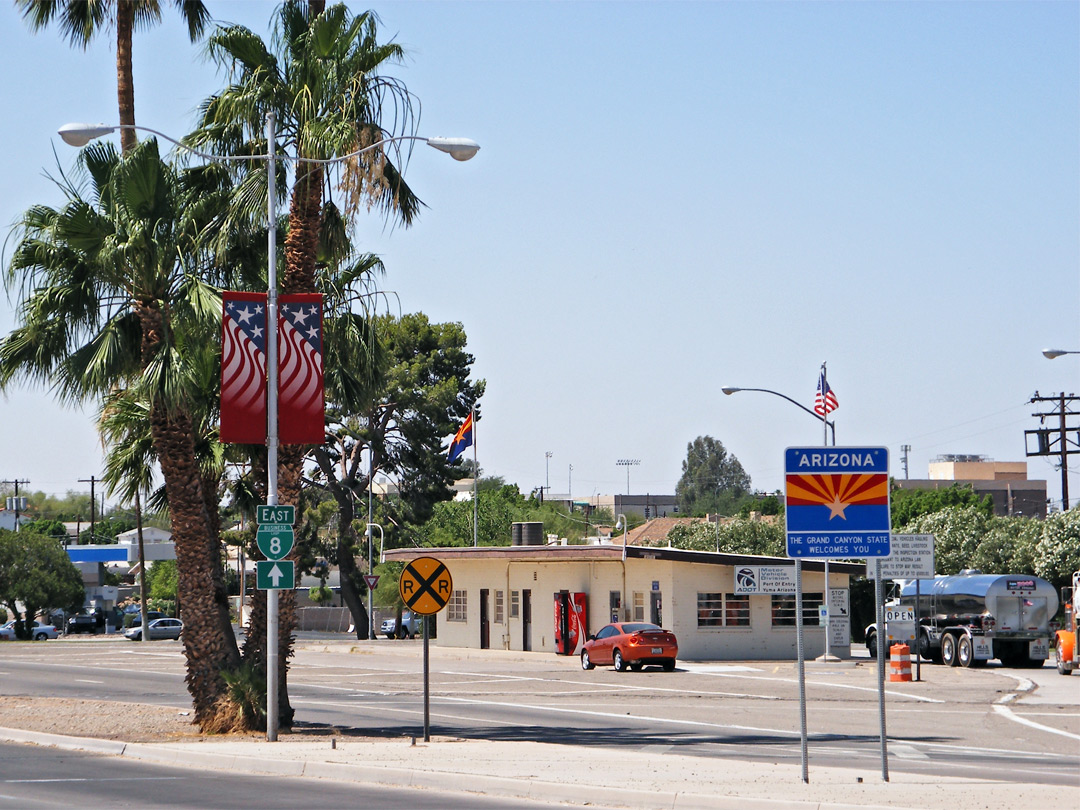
[479,588,490,649]
[650,591,662,626]
[522,589,532,651]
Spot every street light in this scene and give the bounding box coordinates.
[1043,348,1080,360]
[59,117,478,741]
[616,513,629,622]
[366,522,384,639]
[721,386,835,445]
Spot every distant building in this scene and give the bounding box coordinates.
[894,455,1047,518]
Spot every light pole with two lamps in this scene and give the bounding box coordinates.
[59,118,479,741]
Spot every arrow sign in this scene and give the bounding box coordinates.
[257,559,295,590]
[363,574,380,590]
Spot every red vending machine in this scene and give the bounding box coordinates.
[554,591,589,655]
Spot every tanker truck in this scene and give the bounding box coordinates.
[865,571,1058,668]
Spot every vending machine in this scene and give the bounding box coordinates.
[554,591,589,655]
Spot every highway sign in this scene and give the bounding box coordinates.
[256,524,294,560]
[399,557,452,616]
[257,559,295,590]
[867,534,935,579]
[257,504,295,525]
[363,574,380,591]
[785,447,891,558]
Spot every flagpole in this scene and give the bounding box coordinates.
[472,405,478,547]
[821,362,832,663]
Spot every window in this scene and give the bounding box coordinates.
[448,589,468,622]
[697,593,750,628]
[633,592,645,622]
[494,590,504,624]
[771,593,823,627]
[509,590,520,619]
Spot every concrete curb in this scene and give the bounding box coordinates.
[0,726,911,810]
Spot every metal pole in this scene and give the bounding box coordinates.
[915,579,922,682]
[368,452,375,639]
[423,615,431,742]
[265,111,280,743]
[795,559,808,783]
[875,557,890,781]
[822,364,831,661]
[1061,392,1070,510]
[472,406,478,547]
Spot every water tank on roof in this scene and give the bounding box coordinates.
[511,521,544,546]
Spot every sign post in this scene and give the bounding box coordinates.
[257,503,294,744]
[869,534,935,681]
[399,557,453,742]
[785,447,891,783]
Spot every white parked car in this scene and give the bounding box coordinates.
[0,620,59,641]
[381,612,421,639]
[124,617,183,641]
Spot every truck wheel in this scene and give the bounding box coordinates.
[941,633,959,667]
[918,629,938,663]
[1057,644,1073,675]
[866,632,877,660]
[958,635,974,668]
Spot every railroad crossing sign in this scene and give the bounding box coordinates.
[784,447,892,558]
[256,559,295,590]
[399,557,452,616]
[256,524,294,560]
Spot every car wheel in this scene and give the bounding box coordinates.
[629,662,643,671]
[613,649,627,672]
[131,632,142,641]
[581,649,594,670]
[385,633,394,639]
[397,627,408,639]
[34,632,47,641]
[663,659,676,672]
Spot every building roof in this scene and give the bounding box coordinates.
[382,543,864,574]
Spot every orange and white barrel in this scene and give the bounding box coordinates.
[889,643,912,682]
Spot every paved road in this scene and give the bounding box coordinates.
[0,741,569,810]
[2,636,1076,787]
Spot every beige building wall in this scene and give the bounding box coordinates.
[928,460,1028,481]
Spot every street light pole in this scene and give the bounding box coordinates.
[58,118,479,743]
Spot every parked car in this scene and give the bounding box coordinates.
[124,617,183,641]
[381,612,422,639]
[0,620,59,641]
[580,622,679,672]
[124,611,164,629]
[66,610,104,634]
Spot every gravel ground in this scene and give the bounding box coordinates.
[0,697,205,742]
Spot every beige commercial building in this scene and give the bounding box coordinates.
[384,545,862,661]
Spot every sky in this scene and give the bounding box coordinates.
[0,1,1077,512]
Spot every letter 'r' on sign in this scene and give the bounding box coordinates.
[398,557,453,616]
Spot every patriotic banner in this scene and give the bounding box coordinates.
[814,367,838,416]
[278,293,325,444]
[221,292,268,444]
[448,411,474,463]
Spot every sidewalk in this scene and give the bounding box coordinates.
[0,722,1059,810]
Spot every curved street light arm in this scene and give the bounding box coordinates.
[722,386,836,445]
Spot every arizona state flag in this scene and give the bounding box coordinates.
[220,292,268,443]
[278,293,325,444]
[448,411,474,463]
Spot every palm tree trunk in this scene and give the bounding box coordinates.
[115,0,137,155]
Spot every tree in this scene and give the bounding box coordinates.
[1,139,240,726]
[17,0,209,155]
[310,313,483,637]
[0,529,84,637]
[676,437,752,516]
[189,1,425,726]
[890,483,992,529]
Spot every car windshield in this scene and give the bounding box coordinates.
[622,623,661,634]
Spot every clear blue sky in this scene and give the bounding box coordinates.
[1,1,1077,510]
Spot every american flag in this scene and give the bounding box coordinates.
[278,293,325,444]
[814,368,838,416]
[220,292,268,443]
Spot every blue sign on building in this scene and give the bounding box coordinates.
[784,447,891,559]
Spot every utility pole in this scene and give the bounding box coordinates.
[2,479,30,531]
[900,445,911,479]
[1025,392,1080,511]
[77,475,98,541]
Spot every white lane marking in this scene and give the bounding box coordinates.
[680,664,763,673]
[293,698,520,726]
[889,744,929,760]
[993,703,1080,741]
[74,679,104,685]
[5,777,184,784]
[437,670,781,701]
[698,670,944,703]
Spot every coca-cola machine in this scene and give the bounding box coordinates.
[554,591,588,655]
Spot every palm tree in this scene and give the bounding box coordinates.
[1,139,241,727]
[188,1,424,725]
[16,0,210,154]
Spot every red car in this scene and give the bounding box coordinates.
[581,622,678,672]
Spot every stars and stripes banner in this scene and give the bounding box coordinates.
[814,368,838,416]
[278,293,325,444]
[221,292,268,444]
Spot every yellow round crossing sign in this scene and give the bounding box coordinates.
[399,556,453,616]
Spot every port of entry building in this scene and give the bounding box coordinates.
[383,545,863,660]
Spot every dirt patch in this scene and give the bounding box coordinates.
[0,697,204,742]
